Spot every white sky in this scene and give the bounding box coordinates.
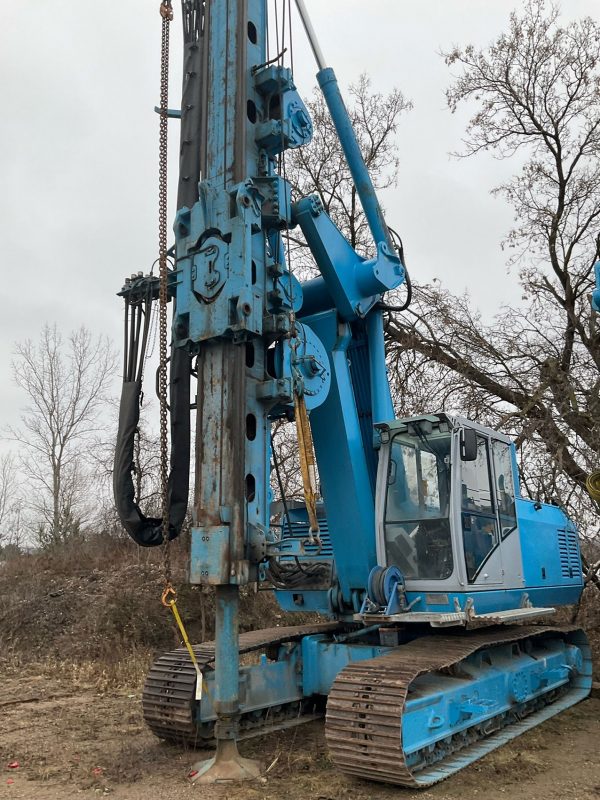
[1,0,597,432]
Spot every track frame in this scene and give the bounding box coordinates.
[143,624,591,788]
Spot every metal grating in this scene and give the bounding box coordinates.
[279,518,334,560]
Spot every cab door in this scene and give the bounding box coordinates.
[489,438,521,587]
[460,434,504,585]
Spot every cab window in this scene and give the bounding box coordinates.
[492,440,517,537]
[385,434,453,581]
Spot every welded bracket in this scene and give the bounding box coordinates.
[190,526,230,584]
[293,195,403,320]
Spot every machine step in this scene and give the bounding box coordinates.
[357,606,557,628]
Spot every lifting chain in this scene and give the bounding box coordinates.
[158,0,173,587]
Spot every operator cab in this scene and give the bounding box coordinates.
[375,414,524,608]
[275,412,582,619]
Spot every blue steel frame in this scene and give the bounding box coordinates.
[181,0,407,720]
[182,0,585,625]
[194,628,591,785]
[276,414,584,617]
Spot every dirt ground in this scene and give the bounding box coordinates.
[1,663,599,800]
[1,550,599,800]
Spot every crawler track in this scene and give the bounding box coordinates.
[143,623,591,784]
[325,625,591,787]
[142,621,341,745]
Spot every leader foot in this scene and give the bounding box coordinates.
[188,739,261,785]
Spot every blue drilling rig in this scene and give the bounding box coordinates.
[114,0,592,787]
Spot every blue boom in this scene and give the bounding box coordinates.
[114,0,592,788]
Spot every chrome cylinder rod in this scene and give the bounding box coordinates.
[294,0,327,70]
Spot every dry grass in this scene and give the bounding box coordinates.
[0,532,318,686]
[2,531,598,690]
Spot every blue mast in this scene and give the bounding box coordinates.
[173,0,314,781]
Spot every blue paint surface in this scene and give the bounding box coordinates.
[519,498,583,588]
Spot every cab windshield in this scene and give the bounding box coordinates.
[384,429,453,580]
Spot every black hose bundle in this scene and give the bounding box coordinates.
[113,277,191,547]
[113,0,204,548]
[378,226,412,313]
[266,557,331,589]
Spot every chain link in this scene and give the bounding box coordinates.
[158,0,172,586]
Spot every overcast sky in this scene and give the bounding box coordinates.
[1,0,597,433]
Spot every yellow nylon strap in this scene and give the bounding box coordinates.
[294,392,320,533]
[162,586,204,701]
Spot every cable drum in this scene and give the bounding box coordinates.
[586,470,600,502]
[368,565,404,607]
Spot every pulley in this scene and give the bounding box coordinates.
[276,322,331,410]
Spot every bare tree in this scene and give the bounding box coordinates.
[10,324,116,547]
[270,419,304,505]
[0,454,15,533]
[0,453,24,548]
[93,395,163,510]
[386,0,600,547]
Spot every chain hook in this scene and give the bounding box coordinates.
[161,583,178,608]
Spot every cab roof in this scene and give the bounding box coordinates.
[375,413,514,445]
